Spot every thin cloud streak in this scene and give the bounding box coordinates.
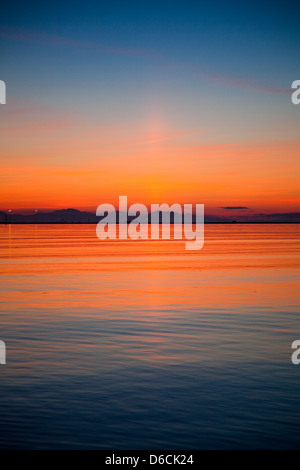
[0,27,290,94]
[0,27,291,95]
[199,71,291,95]
[0,26,160,58]
[149,61,291,95]
[218,206,250,210]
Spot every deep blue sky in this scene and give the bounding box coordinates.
[1,0,299,96]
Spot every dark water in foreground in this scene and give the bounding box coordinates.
[0,224,299,449]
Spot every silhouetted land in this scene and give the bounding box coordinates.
[1,208,300,224]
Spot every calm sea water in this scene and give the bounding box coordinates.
[0,224,299,449]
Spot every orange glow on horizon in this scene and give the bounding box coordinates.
[1,99,299,216]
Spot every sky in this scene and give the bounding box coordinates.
[0,0,299,217]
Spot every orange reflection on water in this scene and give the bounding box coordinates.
[0,224,299,317]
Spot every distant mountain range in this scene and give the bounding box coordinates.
[0,208,299,224]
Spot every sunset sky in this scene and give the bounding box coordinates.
[0,0,299,217]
